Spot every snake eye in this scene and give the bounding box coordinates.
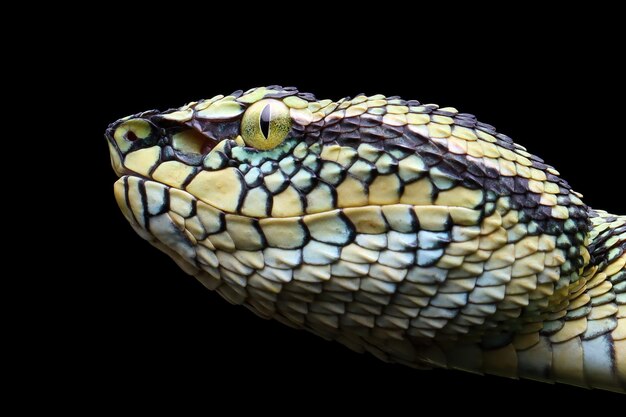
[241,99,291,150]
[113,119,153,153]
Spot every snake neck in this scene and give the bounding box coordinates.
[434,209,626,393]
[585,209,626,277]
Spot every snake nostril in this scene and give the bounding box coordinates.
[126,131,139,142]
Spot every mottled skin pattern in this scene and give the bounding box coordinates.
[105,86,625,393]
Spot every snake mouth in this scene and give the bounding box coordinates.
[113,174,224,290]
[105,129,128,178]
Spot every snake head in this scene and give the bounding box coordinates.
[105,87,626,393]
[105,85,591,338]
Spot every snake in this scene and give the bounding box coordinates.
[105,86,625,393]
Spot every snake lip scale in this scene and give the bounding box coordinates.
[105,86,625,393]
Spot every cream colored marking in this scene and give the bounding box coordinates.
[369,174,401,205]
[485,244,515,270]
[185,216,206,241]
[357,143,380,162]
[544,182,560,194]
[264,170,288,194]
[406,113,430,125]
[290,108,313,126]
[248,274,282,294]
[194,95,223,111]
[302,184,332,215]
[195,201,223,234]
[528,180,544,193]
[452,126,477,141]
[303,211,351,245]
[378,250,415,269]
[447,137,468,155]
[272,186,303,218]
[217,251,253,275]
[233,251,264,270]
[446,238,480,256]
[407,124,429,137]
[169,188,194,218]
[343,207,387,234]
[113,179,134,224]
[479,228,508,250]
[381,205,414,233]
[161,109,193,122]
[225,215,264,251]
[293,264,331,282]
[172,130,207,154]
[475,130,496,142]
[498,159,517,177]
[336,176,368,208]
[604,254,626,276]
[386,105,409,114]
[196,243,219,267]
[511,252,546,277]
[152,161,194,188]
[499,148,517,162]
[529,168,547,181]
[124,146,160,176]
[551,206,569,219]
[238,87,273,104]
[283,96,308,109]
[264,247,302,269]
[516,163,531,178]
[207,231,236,252]
[449,207,481,226]
[240,187,270,218]
[341,243,379,263]
[514,236,539,259]
[550,318,588,343]
[481,142,501,158]
[400,178,433,205]
[413,206,449,231]
[186,168,242,213]
[427,123,452,138]
[588,304,618,320]
[382,113,407,126]
[355,233,387,251]
[481,212,502,235]
[367,99,387,107]
[260,218,305,249]
[587,281,612,298]
[196,98,243,119]
[345,103,368,117]
[612,319,625,340]
[466,142,485,158]
[436,255,464,269]
[436,187,483,208]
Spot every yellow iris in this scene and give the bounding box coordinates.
[241,99,291,150]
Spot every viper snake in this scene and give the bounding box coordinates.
[105,86,625,393]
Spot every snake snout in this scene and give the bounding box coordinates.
[105,115,166,178]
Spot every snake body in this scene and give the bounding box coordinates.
[106,86,625,393]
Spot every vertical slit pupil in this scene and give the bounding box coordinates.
[260,104,271,139]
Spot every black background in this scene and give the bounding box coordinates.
[62,31,626,410]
